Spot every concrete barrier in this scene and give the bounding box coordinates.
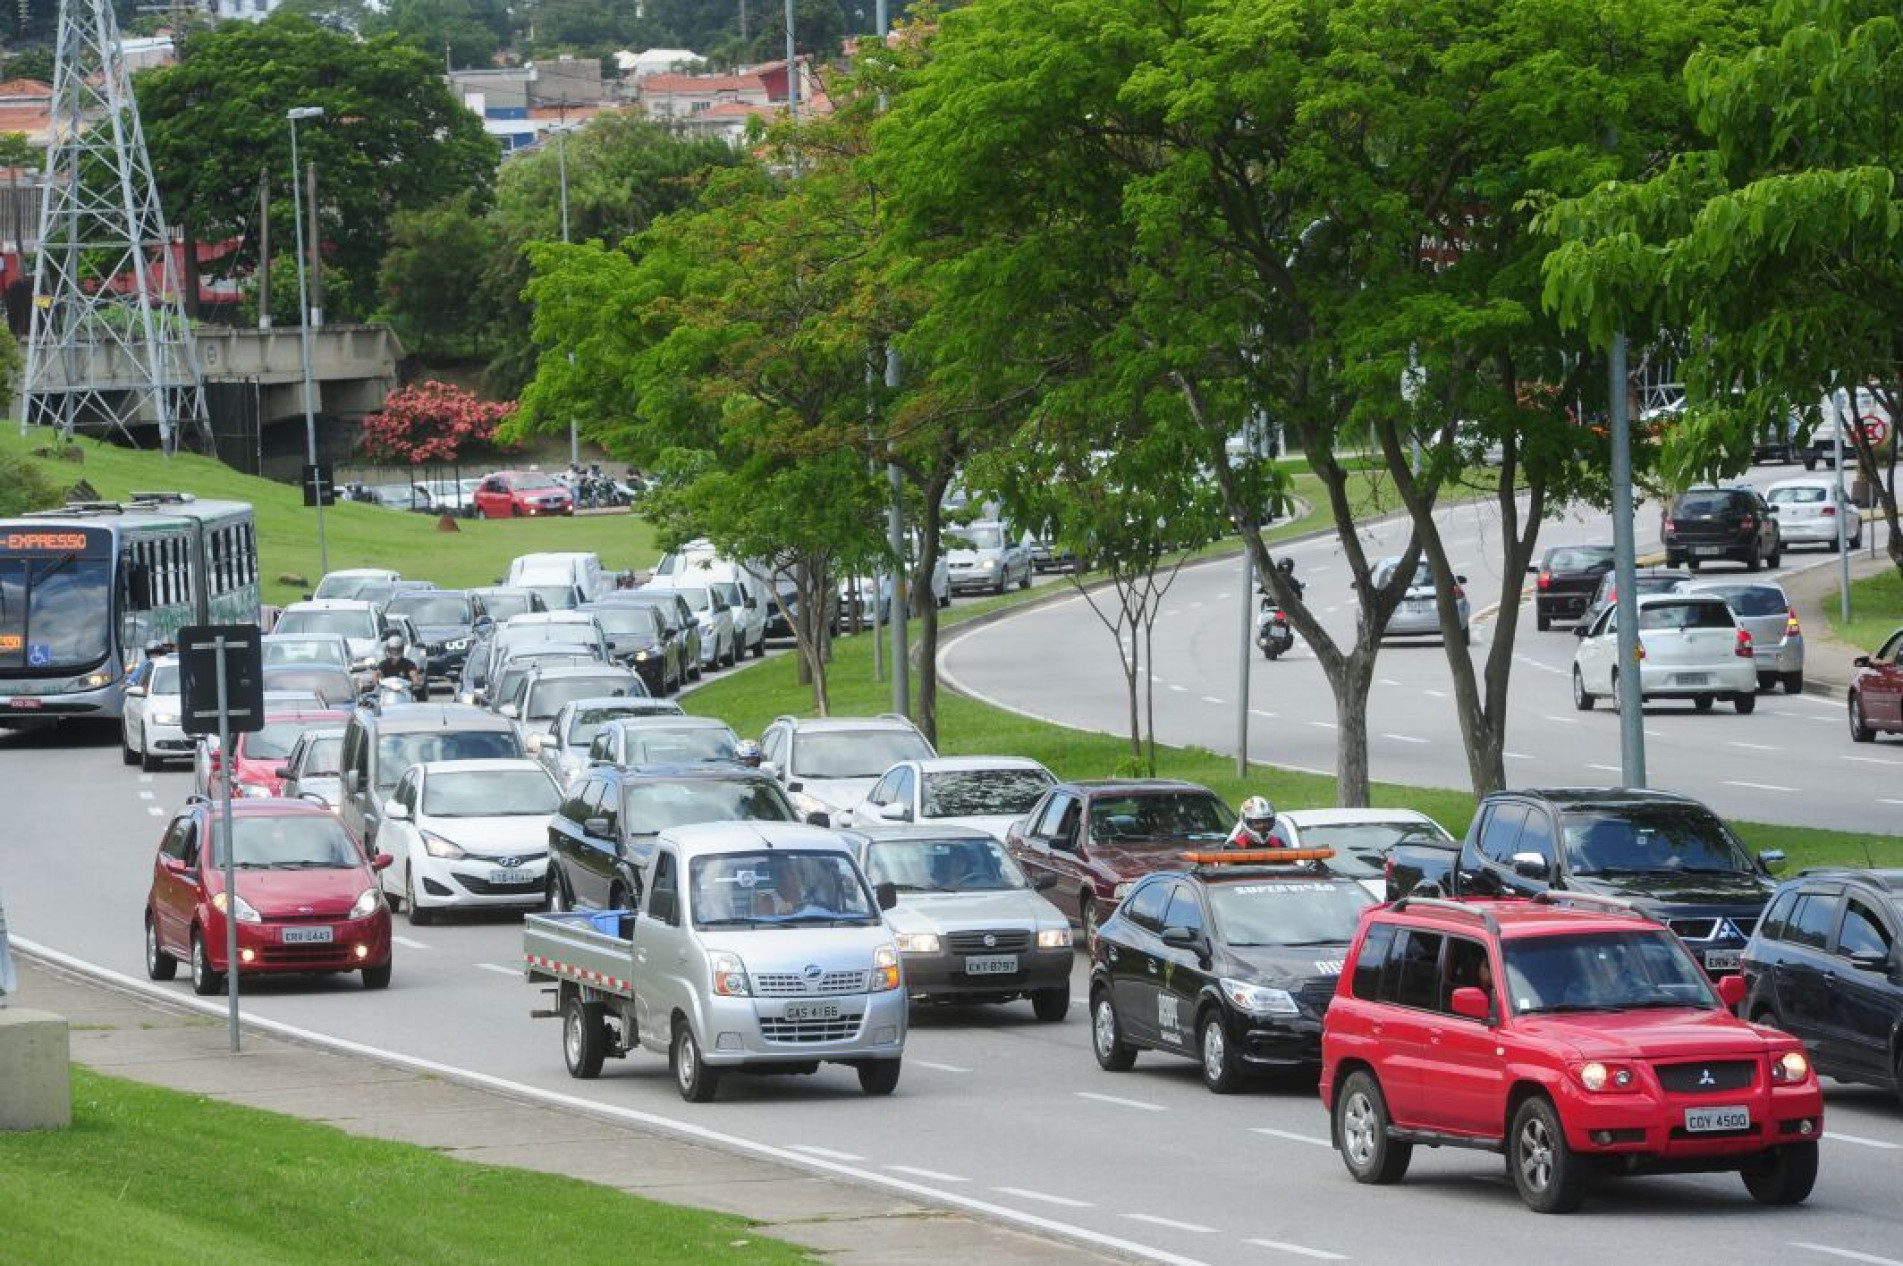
[0,1009,71,1130]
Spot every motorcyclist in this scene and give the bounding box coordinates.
[372,633,425,698]
[1275,555,1304,599]
[1228,796,1280,849]
[733,739,764,769]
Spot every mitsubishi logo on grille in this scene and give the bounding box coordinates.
[983,933,998,948]
[1698,1068,1716,1087]
[802,963,823,980]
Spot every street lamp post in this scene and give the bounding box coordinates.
[288,105,328,576]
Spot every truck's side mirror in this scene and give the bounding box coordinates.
[1450,986,1492,1022]
[1757,849,1787,874]
[584,816,612,837]
[344,770,361,793]
[876,881,898,911]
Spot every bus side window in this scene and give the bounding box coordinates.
[122,553,152,610]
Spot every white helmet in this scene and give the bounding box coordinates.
[1238,795,1277,845]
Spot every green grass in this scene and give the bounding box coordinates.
[0,430,657,607]
[1825,565,1903,654]
[0,1068,804,1265]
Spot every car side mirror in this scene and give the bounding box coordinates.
[160,855,186,873]
[525,733,545,756]
[876,880,898,911]
[1510,851,1551,881]
[1450,986,1492,1022]
[274,765,292,779]
[584,816,612,837]
[877,801,911,823]
[1853,655,1871,668]
[1848,949,1891,973]
[343,770,361,793]
[298,792,330,807]
[1524,564,1539,575]
[804,811,832,827]
[302,592,314,602]
[371,852,394,872]
[1573,623,1590,638]
[760,761,779,779]
[383,800,409,820]
[1766,503,1780,514]
[1456,574,1468,585]
[125,685,146,698]
[499,703,519,719]
[1717,974,1747,1010]
[1032,873,1058,892]
[1757,849,1787,874]
[1160,926,1203,953]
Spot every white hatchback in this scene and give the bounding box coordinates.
[1571,592,1759,715]
[1765,477,1862,551]
[377,758,562,923]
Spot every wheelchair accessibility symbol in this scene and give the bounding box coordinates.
[26,643,52,667]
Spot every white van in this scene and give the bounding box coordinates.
[508,552,609,607]
[655,546,771,659]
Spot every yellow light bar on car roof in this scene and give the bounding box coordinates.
[1184,848,1335,865]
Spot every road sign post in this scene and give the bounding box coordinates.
[178,624,263,1053]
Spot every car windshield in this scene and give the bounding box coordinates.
[622,779,794,835]
[951,527,1004,551]
[569,704,676,749]
[1561,805,1757,875]
[526,584,578,610]
[148,663,180,694]
[863,835,1028,892]
[586,607,658,638]
[1088,791,1234,842]
[526,676,641,721]
[661,586,711,612]
[479,593,536,621]
[791,729,935,779]
[376,730,521,790]
[422,768,559,816]
[500,623,600,650]
[386,595,471,625]
[1638,600,1734,632]
[313,575,389,600]
[628,727,737,765]
[1375,560,1434,589]
[920,768,1054,818]
[1676,491,1743,515]
[211,814,360,869]
[710,582,743,606]
[244,717,335,761]
[1502,930,1718,1014]
[1295,821,1451,879]
[1548,547,1614,571]
[262,639,344,668]
[298,734,343,777]
[1686,585,1787,618]
[276,609,378,641]
[263,667,353,705]
[1206,881,1373,946]
[1769,485,1829,505]
[690,849,879,928]
[514,474,562,491]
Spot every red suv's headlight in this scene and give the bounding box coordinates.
[1770,1050,1811,1084]
[1576,1061,1639,1092]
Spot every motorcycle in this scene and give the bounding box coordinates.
[362,676,416,709]
[1257,598,1294,660]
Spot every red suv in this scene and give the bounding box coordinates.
[472,470,573,519]
[1321,894,1823,1213]
[144,798,394,995]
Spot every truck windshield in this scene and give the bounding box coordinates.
[0,554,113,672]
[1561,806,1757,875]
[1502,930,1717,1014]
[690,850,879,927]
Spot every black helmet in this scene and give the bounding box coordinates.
[1276,556,1296,576]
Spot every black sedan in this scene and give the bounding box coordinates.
[582,600,685,695]
[1089,853,1373,1092]
[1530,543,1614,630]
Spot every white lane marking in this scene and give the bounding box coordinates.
[1826,1131,1903,1151]
[994,1186,1094,1209]
[1728,741,1779,752]
[137,790,156,800]
[1881,799,1903,808]
[1725,780,1798,793]
[1307,720,1337,731]
[138,774,155,784]
[1123,1213,1217,1234]
[1168,684,1188,694]
[472,962,515,977]
[1790,1244,1903,1266]
[1202,696,1224,705]
[1246,1239,1350,1261]
[1588,763,1622,773]
[888,1164,968,1183]
[391,935,431,951]
[1323,605,1341,614]
[15,939,1211,1266]
[1189,602,1204,610]
[1504,751,1533,760]
[1164,609,1180,618]
[1073,1091,1166,1112]
[1216,592,1231,600]
[1382,733,1428,745]
[1379,678,1401,687]
[786,1144,864,1161]
[1249,709,1278,719]
[1844,755,1903,767]
[146,806,165,817]
[1422,689,1448,699]
[913,1060,971,1073]
[1542,716,1581,725]
[1643,728,1665,738]
[1250,1127,1332,1148]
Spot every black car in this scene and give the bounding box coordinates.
[582,599,685,695]
[1530,543,1614,630]
[762,581,839,641]
[385,589,489,681]
[1088,853,1374,1092]
[1576,567,1694,630]
[615,591,703,682]
[545,765,800,912]
[1740,869,1903,1105]
[1662,486,1782,572]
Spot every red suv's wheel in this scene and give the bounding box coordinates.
[1334,1070,1411,1184]
[1742,1143,1818,1206]
[1509,1096,1587,1213]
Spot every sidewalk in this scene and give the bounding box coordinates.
[8,957,1118,1265]
[1775,545,1895,700]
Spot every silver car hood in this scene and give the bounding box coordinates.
[884,889,1065,935]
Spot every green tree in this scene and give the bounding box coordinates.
[2,48,53,84]
[369,0,510,69]
[138,14,498,322]
[378,192,503,357]
[0,132,35,169]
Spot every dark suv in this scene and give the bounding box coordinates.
[1740,869,1903,1106]
[1530,544,1615,631]
[1662,487,1782,572]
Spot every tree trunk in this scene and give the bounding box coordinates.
[1142,613,1157,776]
[912,468,953,746]
[1333,647,1378,806]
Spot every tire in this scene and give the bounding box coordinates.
[1090,987,1138,1071]
[144,913,178,981]
[121,729,138,766]
[546,870,570,912]
[1782,672,1804,695]
[1694,694,1714,713]
[1610,669,1631,713]
[1571,668,1594,712]
[1334,1070,1411,1184]
[1537,612,1551,632]
[1031,983,1070,1023]
[405,868,435,926]
[672,1020,720,1103]
[724,639,737,668]
[1746,547,1762,572]
[1199,1011,1244,1094]
[1509,1095,1587,1213]
[1687,558,1702,573]
[1850,692,1876,743]
[1018,569,1031,591]
[1803,455,1818,471]
[190,930,224,997]
[857,1058,902,1096]
[1767,542,1782,569]
[1742,1143,1818,1206]
[1080,895,1101,954]
[562,994,608,1079]
[752,636,766,660]
[1734,692,1757,715]
[141,726,160,772]
[361,961,392,990]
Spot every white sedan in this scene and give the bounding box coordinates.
[122,657,191,772]
[1572,592,1759,715]
[376,759,562,924]
[850,756,1057,841]
[1267,808,1456,900]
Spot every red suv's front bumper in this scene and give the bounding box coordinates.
[1552,1070,1823,1164]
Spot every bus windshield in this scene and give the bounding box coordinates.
[0,554,113,671]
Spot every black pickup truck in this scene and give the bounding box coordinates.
[1384,787,1785,977]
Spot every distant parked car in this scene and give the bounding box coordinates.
[472,470,574,519]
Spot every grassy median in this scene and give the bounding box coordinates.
[0,430,657,608]
[0,1068,803,1264]
[1826,565,1903,654]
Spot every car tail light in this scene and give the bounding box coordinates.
[1785,608,1801,637]
[1739,515,1756,532]
[1537,571,1553,590]
[1820,505,1837,517]
[1735,628,1755,658]
[1664,518,1676,533]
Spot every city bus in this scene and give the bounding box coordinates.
[0,493,259,725]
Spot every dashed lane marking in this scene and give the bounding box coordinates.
[1542,716,1581,725]
[1203,696,1224,705]
[472,962,516,977]
[1725,780,1798,793]
[146,806,165,817]
[787,1145,865,1162]
[1124,1214,1217,1235]
[391,936,432,951]
[1588,764,1621,773]
[888,1165,968,1183]
[1844,755,1903,767]
[137,790,156,800]
[1246,1239,1350,1261]
[1826,1132,1903,1150]
[1249,709,1278,719]
[1168,685,1188,694]
[994,1186,1094,1209]
[1250,1127,1332,1148]
[1382,733,1429,745]
[1789,1244,1903,1266]
[1307,721,1338,730]
[1504,752,1533,761]
[1073,1091,1167,1112]
[914,1061,972,1074]
[1728,741,1780,752]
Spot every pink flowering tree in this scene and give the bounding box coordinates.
[362,380,519,465]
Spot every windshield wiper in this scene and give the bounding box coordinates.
[696,917,766,928]
[1526,1003,1619,1014]
[769,913,873,926]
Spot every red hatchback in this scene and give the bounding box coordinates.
[197,708,349,799]
[144,799,393,994]
[1848,625,1903,742]
[472,470,573,519]
[1321,894,1823,1213]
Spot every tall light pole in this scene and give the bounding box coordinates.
[288,105,328,576]
[1609,332,1645,786]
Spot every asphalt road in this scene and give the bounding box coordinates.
[943,465,1903,837]
[6,721,1903,1265]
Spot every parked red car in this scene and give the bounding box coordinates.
[144,798,393,994]
[1321,894,1823,1213]
[1848,625,1903,742]
[195,708,349,799]
[1005,779,1235,947]
[472,470,573,519]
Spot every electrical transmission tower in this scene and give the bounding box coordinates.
[21,0,210,455]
